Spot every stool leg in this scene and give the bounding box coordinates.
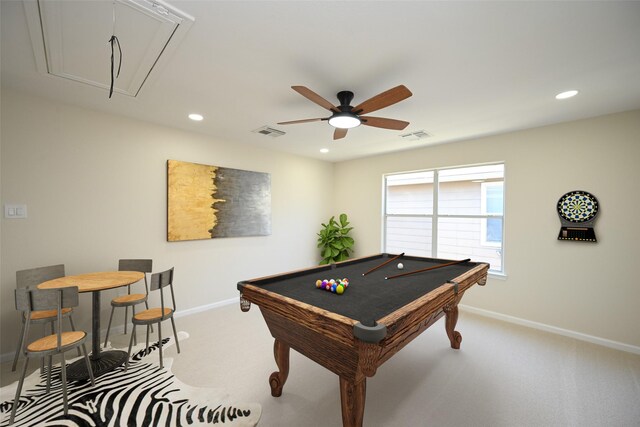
[68,316,81,356]
[125,325,136,372]
[145,325,150,357]
[40,324,52,374]
[157,321,163,368]
[11,318,27,372]
[104,306,115,347]
[46,356,52,393]
[170,317,180,353]
[132,306,137,346]
[10,357,30,424]
[82,344,95,387]
[123,306,129,335]
[144,300,154,333]
[61,352,68,415]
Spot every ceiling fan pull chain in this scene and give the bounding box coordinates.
[108,1,122,98]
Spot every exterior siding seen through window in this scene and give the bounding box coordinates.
[384,164,504,274]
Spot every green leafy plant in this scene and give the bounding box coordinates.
[317,213,354,265]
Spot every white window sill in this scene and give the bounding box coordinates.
[488,271,507,280]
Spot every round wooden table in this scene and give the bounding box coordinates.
[39,271,144,380]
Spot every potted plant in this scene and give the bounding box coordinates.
[317,213,354,265]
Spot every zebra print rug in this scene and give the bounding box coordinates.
[1,332,261,426]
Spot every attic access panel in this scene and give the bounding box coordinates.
[24,0,194,97]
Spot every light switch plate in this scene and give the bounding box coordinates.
[4,204,27,219]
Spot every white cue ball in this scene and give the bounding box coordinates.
[397,263,404,270]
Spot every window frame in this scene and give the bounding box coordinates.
[480,181,504,247]
[383,162,505,275]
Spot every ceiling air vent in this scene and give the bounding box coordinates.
[399,130,432,141]
[252,126,286,138]
[23,0,194,98]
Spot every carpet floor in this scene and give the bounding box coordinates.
[170,304,640,427]
[2,304,639,426]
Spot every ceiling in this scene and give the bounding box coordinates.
[2,1,640,162]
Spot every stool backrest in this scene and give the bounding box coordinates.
[118,259,153,273]
[14,286,79,352]
[15,287,79,312]
[119,259,152,295]
[16,264,65,289]
[150,268,176,317]
[150,268,173,291]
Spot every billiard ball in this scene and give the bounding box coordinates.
[397,263,404,270]
[336,285,344,294]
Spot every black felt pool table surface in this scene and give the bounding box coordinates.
[239,254,480,325]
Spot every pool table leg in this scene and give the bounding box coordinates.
[339,377,366,427]
[269,339,290,397]
[444,303,463,349]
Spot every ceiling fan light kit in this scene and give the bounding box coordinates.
[327,90,361,129]
[278,85,412,140]
[328,113,361,129]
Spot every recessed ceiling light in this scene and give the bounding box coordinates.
[188,113,204,121]
[320,148,329,153]
[555,90,578,100]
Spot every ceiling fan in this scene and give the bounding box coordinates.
[278,85,413,140]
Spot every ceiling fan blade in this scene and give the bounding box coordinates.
[353,85,412,115]
[277,118,324,125]
[292,86,340,112]
[361,116,410,130]
[333,128,348,140]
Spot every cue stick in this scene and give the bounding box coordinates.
[385,258,471,280]
[362,253,405,276]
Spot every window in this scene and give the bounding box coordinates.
[384,164,504,274]
[481,182,504,246]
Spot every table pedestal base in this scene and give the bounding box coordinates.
[67,350,128,381]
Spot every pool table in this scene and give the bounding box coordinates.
[237,253,489,427]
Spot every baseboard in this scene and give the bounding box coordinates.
[460,304,640,355]
[174,297,237,318]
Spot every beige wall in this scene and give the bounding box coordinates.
[0,90,334,357]
[334,109,640,348]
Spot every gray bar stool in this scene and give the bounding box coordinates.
[125,267,180,369]
[12,264,79,372]
[10,286,95,425]
[104,259,153,346]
